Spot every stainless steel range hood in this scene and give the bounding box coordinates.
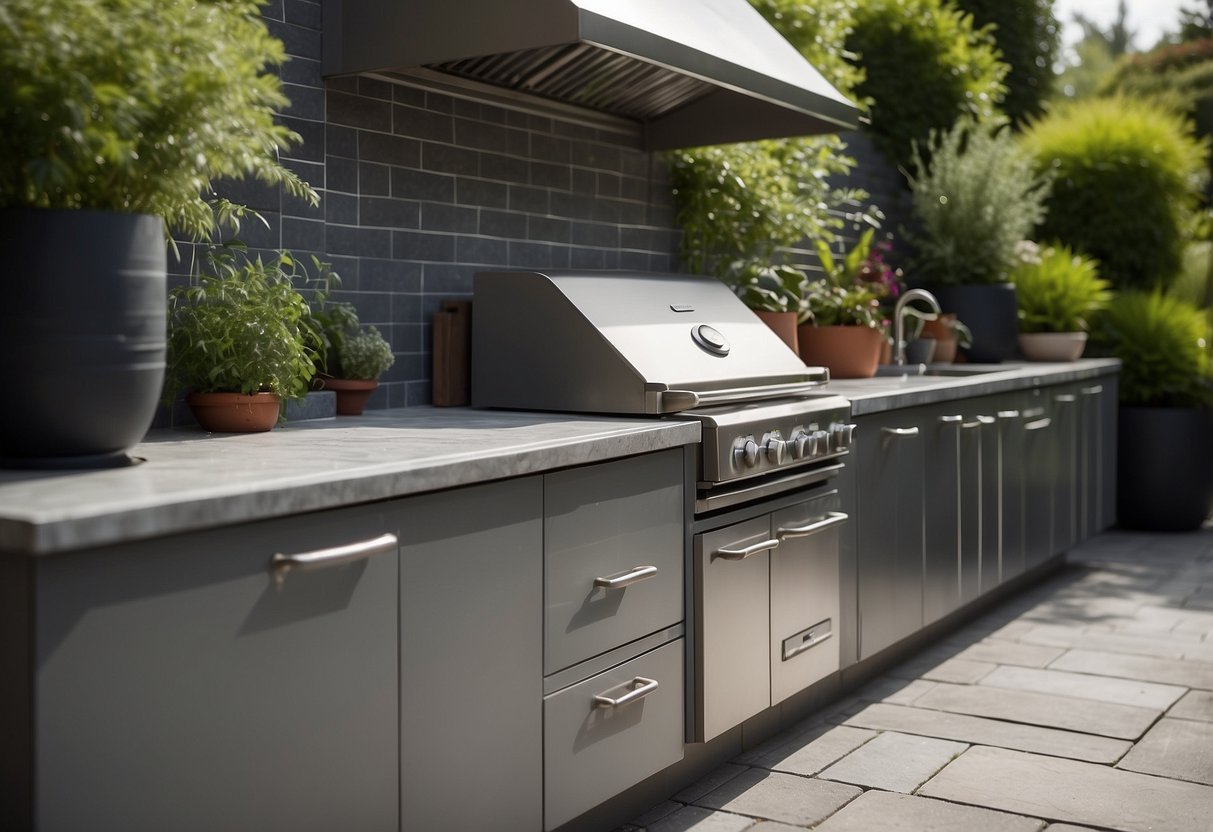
[323,0,859,148]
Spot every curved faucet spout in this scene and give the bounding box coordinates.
[893,289,942,366]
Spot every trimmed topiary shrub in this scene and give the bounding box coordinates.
[1022,96,1209,290]
[845,0,1008,169]
[951,0,1060,126]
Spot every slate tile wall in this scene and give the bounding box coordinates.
[161,0,681,424]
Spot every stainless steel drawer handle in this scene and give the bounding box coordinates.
[1082,385,1103,396]
[593,565,658,589]
[271,533,397,582]
[714,538,780,560]
[997,410,1020,419]
[776,511,849,540]
[962,415,995,429]
[1055,394,1077,403]
[1025,417,1052,431]
[593,676,659,709]
[881,426,919,437]
[939,415,963,424]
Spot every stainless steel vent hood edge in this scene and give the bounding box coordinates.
[323,0,859,148]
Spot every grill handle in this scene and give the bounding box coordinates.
[776,511,848,540]
[714,538,780,560]
[593,565,658,589]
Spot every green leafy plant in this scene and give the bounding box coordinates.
[165,249,332,406]
[1022,96,1208,290]
[339,327,396,381]
[904,118,1051,286]
[1011,242,1112,333]
[1093,290,1212,407]
[729,263,811,314]
[802,282,884,328]
[952,0,1060,125]
[815,229,905,302]
[0,0,317,240]
[845,0,1008,169]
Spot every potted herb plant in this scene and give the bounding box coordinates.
[164,249,327,433]
[312,296,397,415]
[1094,290,1213,531]
[903,118,1051,363]
[728,262,810,353]
[0,0,315,465]
[1011,242,1111,361]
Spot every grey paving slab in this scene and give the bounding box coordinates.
[1169,690,1213,722]
[979,665,1187,710]
[953,640,1066,668]
[861,678,938,705]
[693,769,860,827]
[1042,826,1101,832]
[631,801,687,827]
[919,658,998,684]
[843,702,1131,764]
[1051,648,1213,691]
[674,764,751,804]
[743,725,877,777]
[912,682,1161,740]
[813,790,1045,832]
[919,745,1213,832]
[1118,718,1213,786]
[817,731,967,793]
[1019,624,1188,659]
[644,805,755,832]
[746,822,805,832]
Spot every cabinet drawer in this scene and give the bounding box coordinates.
[545,449,684,674]
[543,639,684,830]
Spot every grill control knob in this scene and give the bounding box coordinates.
[734,438,760,468]
[830,423,857,450]
[788,431,809,460]
[811,429,830,456]
[765,437,786,465]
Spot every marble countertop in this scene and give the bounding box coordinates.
[827,358,1120,415]
[0,407,700,556]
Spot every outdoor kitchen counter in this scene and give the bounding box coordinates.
[826,357,1120,415]
[0,407,701,555]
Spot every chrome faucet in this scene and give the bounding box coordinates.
[893,289,942,366]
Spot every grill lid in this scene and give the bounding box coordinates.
[472,271,828,415]
[323,0,858,148]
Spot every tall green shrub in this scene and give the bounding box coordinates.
[1022,97,1209,290]
[845,0,1008,169]
[903,119,1051,285]
[951,0,1060,125]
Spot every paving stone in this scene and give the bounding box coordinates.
[1051,648,1213,691]
[812,790,1044,832]
[674,764,751,804]
[1118,718,1213,786]
[919,745,1213,832]
[917,658,998,684]
[631,801,688,827]
[645,805,755,832]
[747,823,805,832]
[844,702,1130,764]
[693,769,860,827]
[912,682,1161,740]
[979,665,1187,710]
[857,677,937,705]
[1019,624,1188,659]
[1042,826,1101,832]
[817,731,967,793]
[1169,690,1213,722]
[953,640,1066,668]
[743,725,876,777]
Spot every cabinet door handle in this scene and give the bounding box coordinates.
[997,410,1020,419]
[593,676,659,709]
[593,565,658,589]
[776,511,849,540]
[1025,417,1052,431]
[881,426,920,437]
[962,415,995,429]
[938,415,963,424]
[1055,394,1076,403]
[1082,385,1103,396]
[271,532,397,581]
[714,538,779,560]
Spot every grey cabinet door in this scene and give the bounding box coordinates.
[1022,393,1056,569]
[855,412,924,660]
[976,399,1002,594]
[1079,381,1108,539]
[396,477,543,832]
[996,398,1027,583]
[35,504,399,832]
[923,406,963,625]
[1051,387,1081,552]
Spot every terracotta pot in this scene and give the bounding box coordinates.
[1018,332,1087,362]
[797,324,883,379]
[186,392,280,433]
[920,315,958,364]
[320,378,379,416]
[752,310,799,355]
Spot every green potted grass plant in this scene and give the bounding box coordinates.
[1011,242,1112,361]
[1094,290,1213,530]
[164,249,327,433]
[313,301,396,416]
[0,0,315,464]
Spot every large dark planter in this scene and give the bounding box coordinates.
[1118,405,1213,531]
[0,208,166,468]
[930,283,1019,363]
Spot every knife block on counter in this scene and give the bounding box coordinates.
[432,300,471,406]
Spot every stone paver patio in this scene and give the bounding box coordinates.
[623,526,1213,831]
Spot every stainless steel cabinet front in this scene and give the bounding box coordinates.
[544,449,684,675]
[543,639,684,830]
